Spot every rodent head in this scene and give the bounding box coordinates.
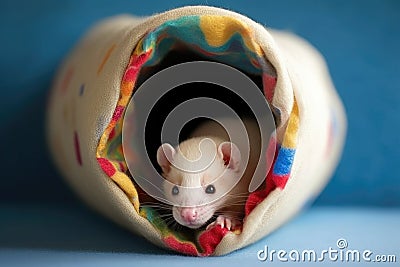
[156,138,241,229]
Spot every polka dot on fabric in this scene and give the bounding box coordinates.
[97,44,116,75]
[79,84,85,96]
[74,131,82,166]
[60,67,74,94]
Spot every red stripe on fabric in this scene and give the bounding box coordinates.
[124,51,153,82]
[74,131,82,166]
[163,236,199,256]
[262,74,277,102]
[97,158,116,177]
[245,170,276,216]
[245,141,279,216]
[118,162,125,172]
[112,106,124,122]
[245,161,289,216]
[272,173,290,189]
[198,226,229,256]
[109,128,116,140]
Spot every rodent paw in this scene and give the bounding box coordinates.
[206,215,242,231]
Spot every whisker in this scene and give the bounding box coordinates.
[140,205,172,210]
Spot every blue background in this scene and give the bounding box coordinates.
[1,0,399,265]
[1,0,399,206]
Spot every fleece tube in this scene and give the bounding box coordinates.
[47,6,346,256]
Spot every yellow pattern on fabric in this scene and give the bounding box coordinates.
[282,99,299,149]
[199,15,263,56]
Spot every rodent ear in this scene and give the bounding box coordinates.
[218,142,241,172]
[157,143,176,174]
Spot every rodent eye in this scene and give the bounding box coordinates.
[205,184,215,194]
[172,185,179,195]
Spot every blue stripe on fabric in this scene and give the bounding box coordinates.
[273,147,296,175]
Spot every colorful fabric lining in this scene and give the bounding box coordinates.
[96,15,299,256]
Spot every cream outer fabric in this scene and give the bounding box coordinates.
[47,6,346,255]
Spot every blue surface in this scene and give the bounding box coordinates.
[0,0,399,266]
[0,204,399,266]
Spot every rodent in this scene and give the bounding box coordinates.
[156,118,261,230]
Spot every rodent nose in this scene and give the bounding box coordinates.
[180,208,197,222]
